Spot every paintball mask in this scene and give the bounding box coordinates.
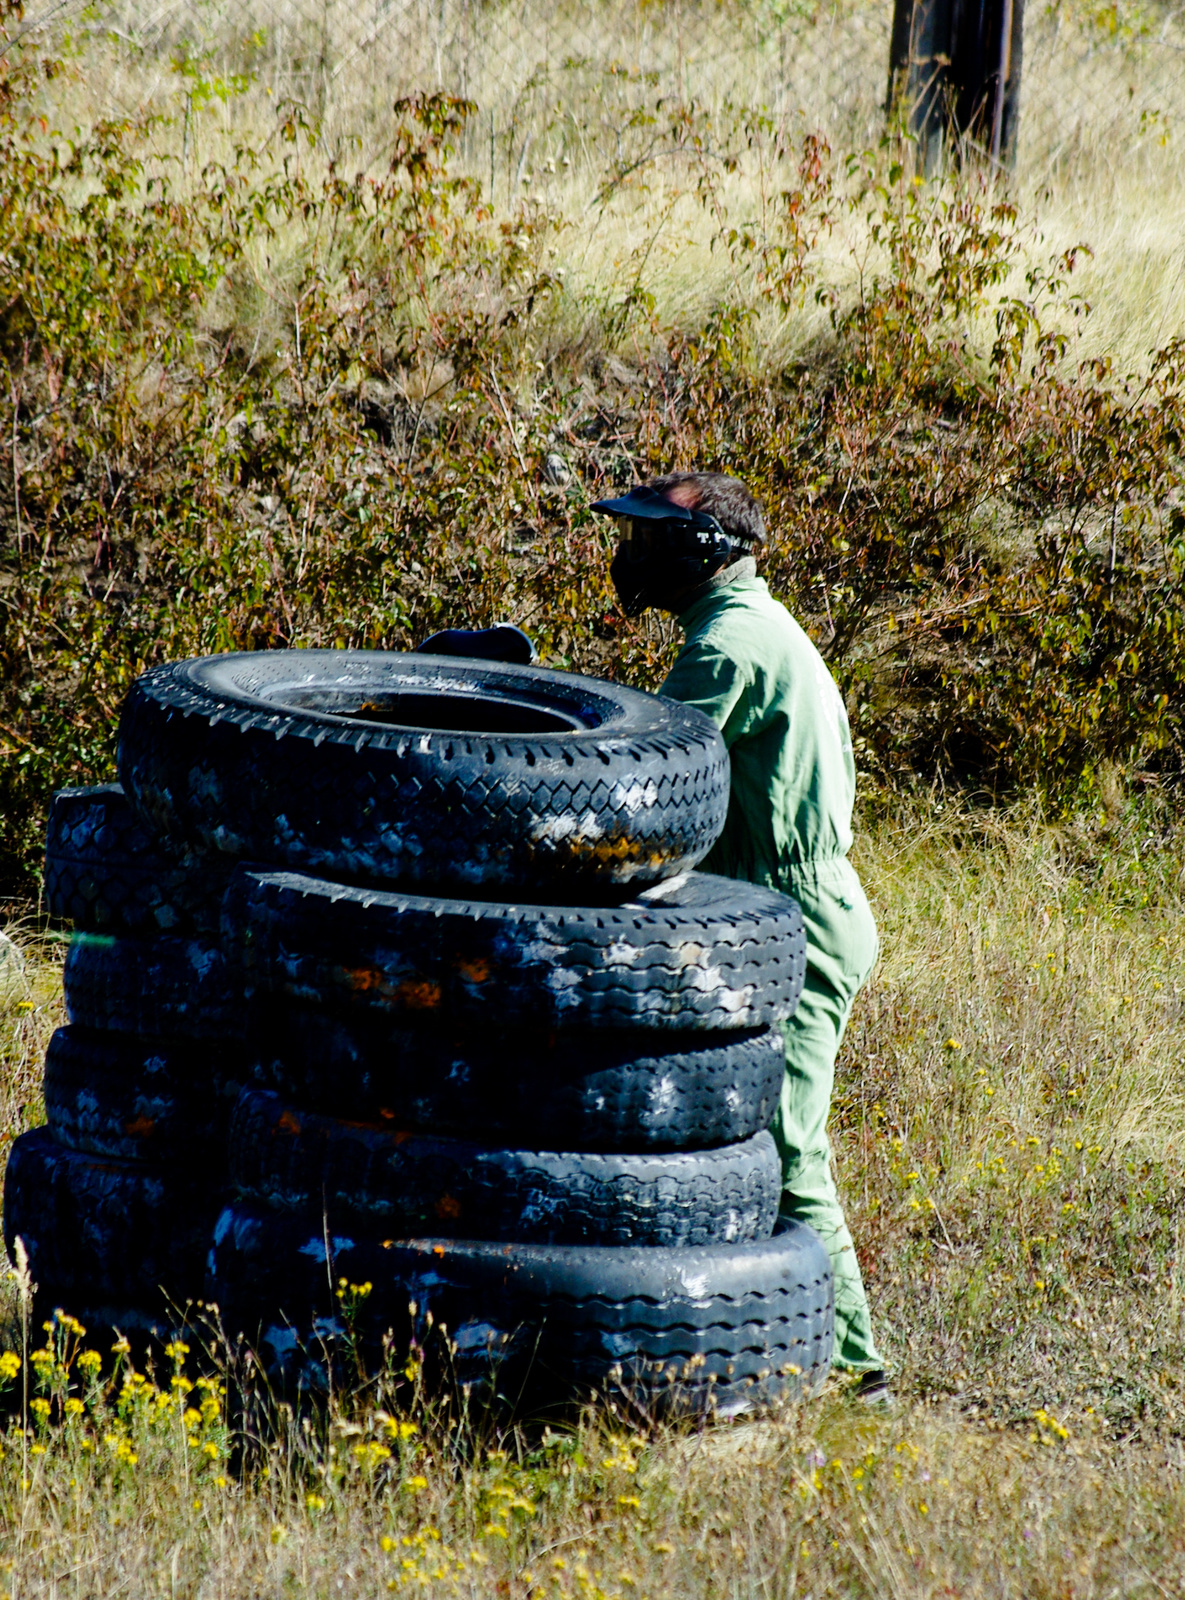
[592,485,748,616]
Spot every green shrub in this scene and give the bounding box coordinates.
[645,150,1185,797]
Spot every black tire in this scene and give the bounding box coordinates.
[248,999,785,1152]
[208,1204,834,1417]
[229,1089,780,1247]
[43,1026,242,1167]
[4,1128,222,1307]
[63,932,244,1040]
[226,868,806,1033]
[45,784,232,937]
[117,651,729,895]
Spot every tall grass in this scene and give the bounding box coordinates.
[849,801,1185,1427]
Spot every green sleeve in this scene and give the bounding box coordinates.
[660,640,751,749]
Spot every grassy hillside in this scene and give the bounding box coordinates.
[2,803,1185,1592]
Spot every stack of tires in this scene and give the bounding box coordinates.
[6,649,835,1414]
[5,785,242,1337]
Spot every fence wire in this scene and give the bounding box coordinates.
[16,0,1185,179]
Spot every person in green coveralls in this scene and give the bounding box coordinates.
[592,471,888,1400]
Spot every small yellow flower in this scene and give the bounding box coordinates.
[306,1493,325,1511]
[405,1474,428,1491]
[381,1416,419,1440]
[29,1398,51,1419]
[0,1353,20,1382]
[63,1398,85,1417]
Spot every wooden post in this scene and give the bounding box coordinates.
[887,0,1024,168]
[997,0,1025,165]
[886,0,956,173]
[949,0,1026,163]
[988,0,1015,159]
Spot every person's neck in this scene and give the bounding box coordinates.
[665,556,757,616]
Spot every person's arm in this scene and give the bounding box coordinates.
[660,639,751,748]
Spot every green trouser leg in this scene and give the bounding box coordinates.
[771,859,883,1375]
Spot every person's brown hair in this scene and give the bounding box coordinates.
[643,472,766,547]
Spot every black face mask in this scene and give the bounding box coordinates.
[609,517,735,617]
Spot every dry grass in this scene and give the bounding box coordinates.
[847,802,1185,1432]
[25,0,1185,382]
[2,803,1185,1595]
[4,1378,1185,1597]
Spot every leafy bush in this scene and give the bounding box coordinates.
[1,8,1183,898]
[643,148,1185,796]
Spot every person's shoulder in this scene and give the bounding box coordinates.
[694,578,802,656]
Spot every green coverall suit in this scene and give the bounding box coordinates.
[661,567,883,1374]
